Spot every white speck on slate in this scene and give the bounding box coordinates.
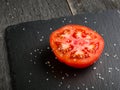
[41,36,44,38]
[28,80,31,83]
[61,77,65,80]
[84,17,87,20]
[117,10,120,14]
[86,87,88,90]
[37,31,40,34]
[99,61,102,64]
[82,83,85,86]
[115,67,119,71]
[30,52,33,55]
[46,78,49,81]
[77,86,80,90]
[91,86,95,89]
[93,67,97,70]
[22,28,25,31]
[113,54,117,58]
[101,33,104,36]
[34,55,37,58]
[62,20,64,23]
[34,50,37,52]
[67,84,71,89]
[93,21,96,24]
[74,73,77,77]
[33,61,36,64]
[29,72,32,75]
[63,18,66,21]
[69,20,72,23]
[50,27,53,31]
[13,8,17,11]
[46,72,49,74]
[113,43,117,46]
[51,66,54,69]
[47,46,50,50]
[104,52,109,56]
[111,82,114,85]
[6,2,9,5]
[65,73,69,77]
[54,75,57,78]
[40,39,43,42]
[30,59,33,62]
[84,21,88,23]
[37,48,39,51]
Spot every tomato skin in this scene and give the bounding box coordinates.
[49,24,104,68]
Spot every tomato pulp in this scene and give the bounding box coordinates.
[49,24,104,68]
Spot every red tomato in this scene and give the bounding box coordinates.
[49,24,104,68]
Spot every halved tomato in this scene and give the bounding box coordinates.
[49,24,104,68]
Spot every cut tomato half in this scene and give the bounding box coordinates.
[49,24,104,68]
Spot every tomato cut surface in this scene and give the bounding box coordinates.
[49,24,104,68]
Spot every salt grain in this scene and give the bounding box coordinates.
[50,27,53,31]
[104,52,109,56]
[46,72,49,74]
[46,78,49,81]
[74,73,77,77]
[37,31,40,34]
[69,20,72,23]
[65,73,69,77]
[30,59,33,62]
[40,39,43,42]
[64,18,66,21]
[6,2,9,5]
[37,48,39,51]
[91,86,95,89]
[33,61,36,64]
[93,21,96,24]
[113,54,117,58]
[117,10,120,14]
[84,21,88,23]
[61,77,65,80]
[47,46,50,50]
[34,50,37,52]
[62,20,64,23]
[30,52,33,55]
[93,67,97,70]
[111,82,114,85]
[67,85,71,89]
[86,87,88,90]
[41,36,44,38]
[77,86,80,90]
[99,61,102,64]
[28,80,31,83]
[113,43,117,46]
[29,72,32,75]
[22,28,25,31]
[34,55,37,58]
[84,17,87,20]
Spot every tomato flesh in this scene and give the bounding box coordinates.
[49,24,104,68]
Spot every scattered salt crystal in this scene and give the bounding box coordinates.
[84,17,87,20]
[111,82,114,85]
[65,73,69,77]
[86,87,88,90]
[84,21,88,23]
[46,78,49,81]
[46,72,49,74]
[77,86,80,89]
[33,61,36,64]
[101,34,104,36]
[74,73,77,77]
[93,21,96,24]
[93,67,97,70]
[61,77,65,80]
[50,27,53,31]
[113,54,117,58]
[47,46,50,50]
[37,31,40,34]
[28,80,31,83]
[30,52,33,55]
[13,8,16,10]
[41,36,44,38]
[82,83,85,86]
[34,50,37,52]
[104,52,109,56]
[51,66,54,69]
[37,48,39,51]
[115,67,119,71]
[91,86,95,89]
[117,10,120,14]
[69,20,72,23]
[30,59,33,62]
[113,43,117,46]
[58,84,61,87]
[22,28,25,31]
[67,84,71,88]
[63,18,66,20]
[6,2,9,5]
[34,55,37,58]
[54,76,57,78]
[62,20,64,23]
[29,72,32,75]
[99,61,102,64]
[40,39,43,42]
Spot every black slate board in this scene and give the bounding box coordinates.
[5,10,120,90]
